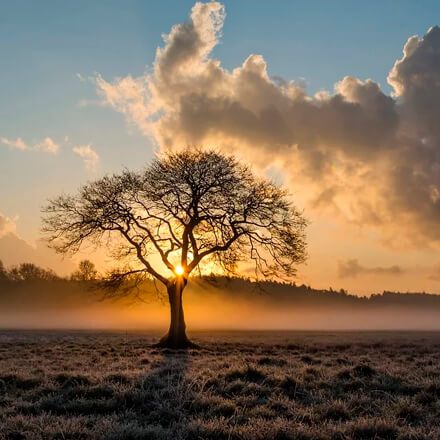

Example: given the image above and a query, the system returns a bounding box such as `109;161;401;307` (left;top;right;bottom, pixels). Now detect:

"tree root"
152;335;199;349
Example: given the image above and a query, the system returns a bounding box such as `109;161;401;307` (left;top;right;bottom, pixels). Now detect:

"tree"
0;260;8;282
7;263;59;282
42;149;307;348
71;260;98;281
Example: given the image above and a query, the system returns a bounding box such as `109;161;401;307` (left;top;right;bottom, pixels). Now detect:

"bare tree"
7;263;59;282
71;260;98;281
42;149;307;348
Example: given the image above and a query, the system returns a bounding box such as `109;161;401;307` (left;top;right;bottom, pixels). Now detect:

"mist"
1;278;440;331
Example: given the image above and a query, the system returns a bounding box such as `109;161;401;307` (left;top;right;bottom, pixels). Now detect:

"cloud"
0;213;17;238
34;137;59;153
0;232;75;276
73;144;99;169
0;137;28;150
0;217;76;276
94;2;440;249
76;73;86;82
338;259;404;278
1;136;59;154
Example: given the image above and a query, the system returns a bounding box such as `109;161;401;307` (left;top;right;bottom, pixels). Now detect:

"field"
1;331;439;440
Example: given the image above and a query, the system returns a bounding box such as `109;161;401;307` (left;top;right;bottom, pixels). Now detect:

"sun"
175;265;184;276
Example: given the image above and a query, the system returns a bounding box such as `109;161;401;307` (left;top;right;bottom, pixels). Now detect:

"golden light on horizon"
175;265;184;276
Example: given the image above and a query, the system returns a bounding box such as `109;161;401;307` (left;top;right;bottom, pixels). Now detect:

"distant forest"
1;259;440;309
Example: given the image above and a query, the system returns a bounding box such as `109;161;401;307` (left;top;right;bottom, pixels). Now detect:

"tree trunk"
156;278;196;348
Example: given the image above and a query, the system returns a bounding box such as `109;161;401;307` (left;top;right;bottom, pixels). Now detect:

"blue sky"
1;1;440;292
2;0;438;158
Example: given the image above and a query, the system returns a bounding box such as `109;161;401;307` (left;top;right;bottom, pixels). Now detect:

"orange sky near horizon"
2;2;440;296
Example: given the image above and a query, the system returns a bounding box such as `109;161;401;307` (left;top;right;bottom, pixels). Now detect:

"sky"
1;1;440;294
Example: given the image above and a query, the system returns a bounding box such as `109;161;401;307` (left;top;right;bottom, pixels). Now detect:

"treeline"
199;276;440;307
0;259;98;283
1;261;440;309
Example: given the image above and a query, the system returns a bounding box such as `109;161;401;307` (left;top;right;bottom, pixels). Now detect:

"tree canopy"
6;263;59;282
42;149;307;347
71;260;98;281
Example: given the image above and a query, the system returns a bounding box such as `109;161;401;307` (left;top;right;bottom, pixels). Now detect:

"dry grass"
0;331;439;439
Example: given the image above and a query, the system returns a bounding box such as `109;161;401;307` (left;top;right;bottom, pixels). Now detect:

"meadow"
1;330;439;440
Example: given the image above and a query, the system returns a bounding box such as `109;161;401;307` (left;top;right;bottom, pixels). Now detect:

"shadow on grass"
107;349;193;439
13;350;193;439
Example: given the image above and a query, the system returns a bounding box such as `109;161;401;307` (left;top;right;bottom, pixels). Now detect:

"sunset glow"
175;265;184;276
1;1;440;297
2;3;440;435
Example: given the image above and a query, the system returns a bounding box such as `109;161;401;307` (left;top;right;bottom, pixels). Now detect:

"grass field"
1;330;439;440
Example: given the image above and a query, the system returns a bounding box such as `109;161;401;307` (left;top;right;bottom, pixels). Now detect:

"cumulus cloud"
73;144;99;170
0;213;17;238
94;2;440;249
1;136;59;153
338;259;404;278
